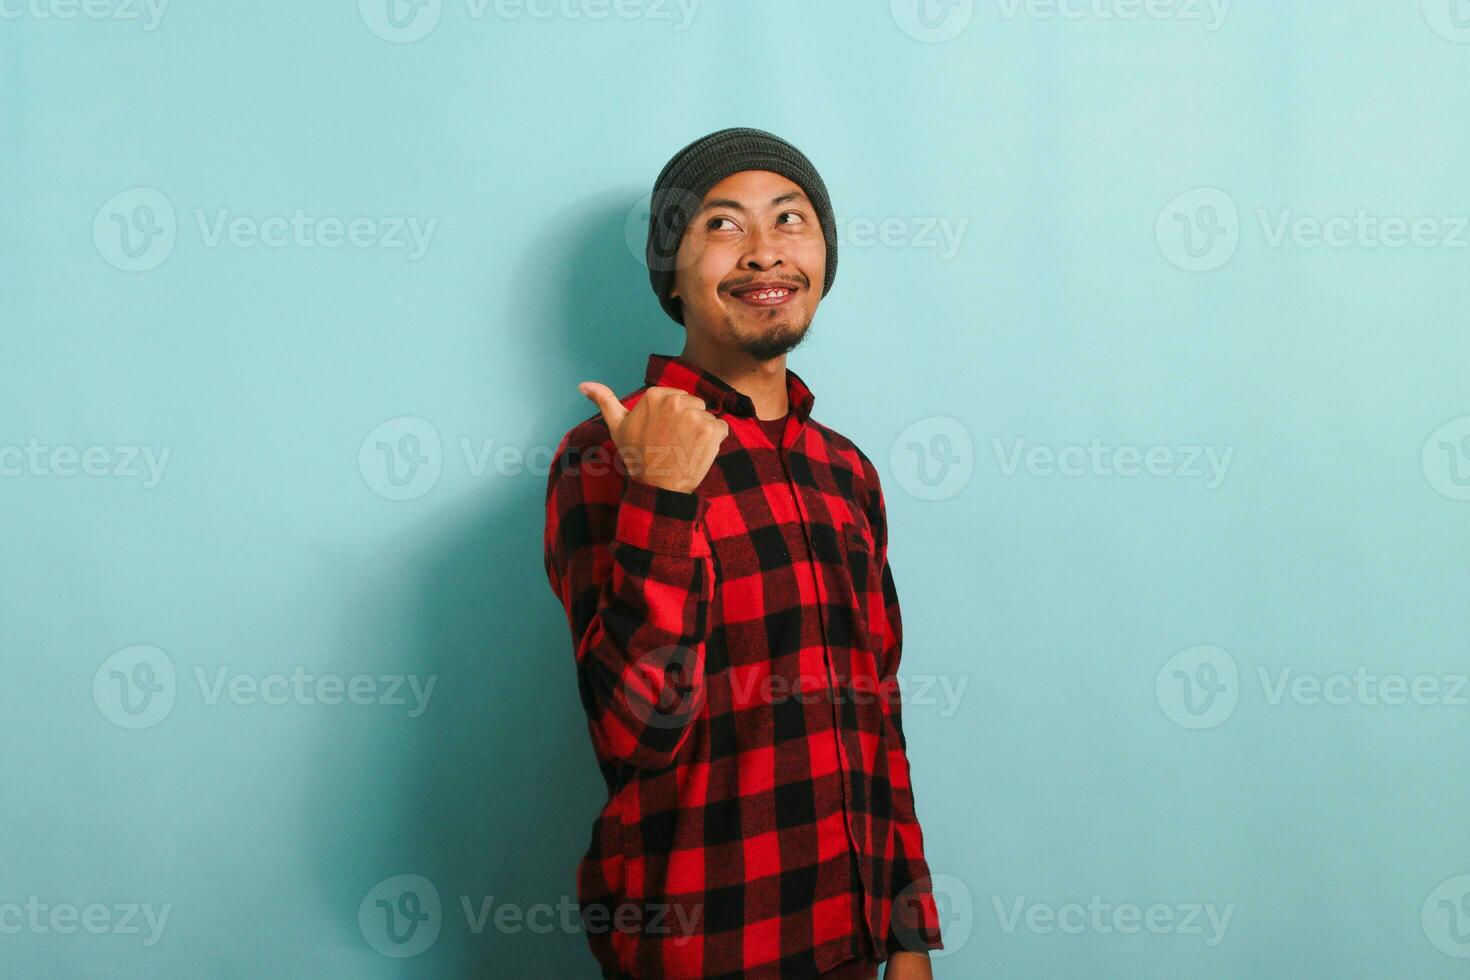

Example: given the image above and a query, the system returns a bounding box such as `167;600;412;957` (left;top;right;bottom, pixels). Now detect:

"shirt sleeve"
862;457;945;957
543;425;717;773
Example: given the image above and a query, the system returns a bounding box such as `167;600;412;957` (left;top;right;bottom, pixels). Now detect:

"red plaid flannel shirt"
543;353;943;979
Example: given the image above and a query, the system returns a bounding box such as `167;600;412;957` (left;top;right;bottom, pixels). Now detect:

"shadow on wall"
307;192;676;977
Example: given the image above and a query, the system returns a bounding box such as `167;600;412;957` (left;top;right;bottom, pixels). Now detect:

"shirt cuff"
886;887;945;955
613;475;711;557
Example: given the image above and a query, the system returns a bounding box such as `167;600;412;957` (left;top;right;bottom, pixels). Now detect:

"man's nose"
741;222;784;269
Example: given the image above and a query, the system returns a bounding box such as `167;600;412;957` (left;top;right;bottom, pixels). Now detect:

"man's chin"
734;324;811;362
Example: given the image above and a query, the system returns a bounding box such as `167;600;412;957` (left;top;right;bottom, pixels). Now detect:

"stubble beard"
721;306;815;362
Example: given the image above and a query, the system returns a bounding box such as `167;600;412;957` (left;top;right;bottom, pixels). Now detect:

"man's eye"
778;211;805;225
708;217;737;231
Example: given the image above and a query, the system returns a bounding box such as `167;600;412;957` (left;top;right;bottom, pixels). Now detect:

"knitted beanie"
645;127;838;325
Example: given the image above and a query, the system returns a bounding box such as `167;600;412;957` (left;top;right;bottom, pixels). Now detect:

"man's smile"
727;277;803;308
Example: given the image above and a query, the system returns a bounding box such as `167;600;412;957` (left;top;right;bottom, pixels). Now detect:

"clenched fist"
578;382;730;494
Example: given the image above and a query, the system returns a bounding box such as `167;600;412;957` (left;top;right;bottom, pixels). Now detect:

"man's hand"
883;950;934;980
578;382;729;494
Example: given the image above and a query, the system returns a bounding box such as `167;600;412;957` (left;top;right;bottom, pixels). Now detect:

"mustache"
724;275;807;292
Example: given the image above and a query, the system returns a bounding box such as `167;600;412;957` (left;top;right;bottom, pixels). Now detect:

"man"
543;127;943;979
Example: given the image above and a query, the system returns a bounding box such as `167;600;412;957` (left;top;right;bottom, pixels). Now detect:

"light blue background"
5;0;1470;976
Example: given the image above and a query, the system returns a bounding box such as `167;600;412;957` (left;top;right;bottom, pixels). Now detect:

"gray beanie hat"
645;127;838;325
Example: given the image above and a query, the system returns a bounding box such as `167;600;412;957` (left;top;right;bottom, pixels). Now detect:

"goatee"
725;311;815;362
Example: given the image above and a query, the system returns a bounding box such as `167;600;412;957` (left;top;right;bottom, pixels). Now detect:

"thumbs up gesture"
578;382;730;494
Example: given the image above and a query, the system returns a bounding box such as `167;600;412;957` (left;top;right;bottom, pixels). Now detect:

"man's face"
668;169;826;362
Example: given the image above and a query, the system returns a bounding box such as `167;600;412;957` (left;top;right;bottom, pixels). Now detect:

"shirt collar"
643;353;816;422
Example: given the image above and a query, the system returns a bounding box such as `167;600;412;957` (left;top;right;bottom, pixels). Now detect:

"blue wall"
5;1;1470;976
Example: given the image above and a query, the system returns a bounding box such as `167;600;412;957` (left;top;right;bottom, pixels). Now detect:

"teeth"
743;288;789;300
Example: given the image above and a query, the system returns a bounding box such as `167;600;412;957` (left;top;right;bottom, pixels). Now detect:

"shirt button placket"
777;426;879;963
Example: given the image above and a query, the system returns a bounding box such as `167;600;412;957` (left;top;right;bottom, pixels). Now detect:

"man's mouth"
729;282;800;308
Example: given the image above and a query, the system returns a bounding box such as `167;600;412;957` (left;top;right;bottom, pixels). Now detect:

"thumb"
578;381;628;431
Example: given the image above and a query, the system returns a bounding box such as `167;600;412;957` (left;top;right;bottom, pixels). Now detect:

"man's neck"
678;337;789;420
